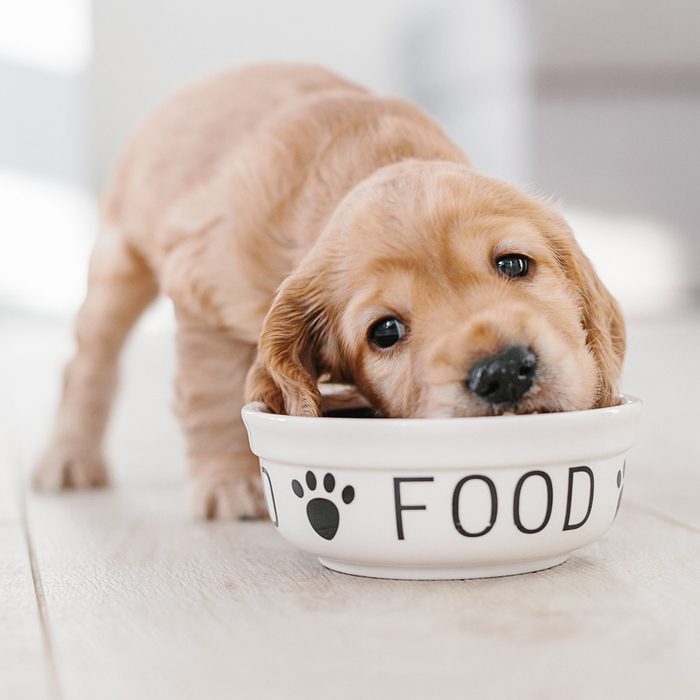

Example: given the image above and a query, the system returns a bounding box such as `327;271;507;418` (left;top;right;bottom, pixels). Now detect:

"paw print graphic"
291;470;355;540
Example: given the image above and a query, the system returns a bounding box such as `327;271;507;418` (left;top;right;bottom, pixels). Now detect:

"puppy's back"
102;63;366;236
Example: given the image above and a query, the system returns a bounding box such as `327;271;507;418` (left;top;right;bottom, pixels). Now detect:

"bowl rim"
241;395;643;469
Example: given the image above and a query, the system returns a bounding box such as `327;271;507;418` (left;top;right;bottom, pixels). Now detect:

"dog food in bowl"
242;396;642;580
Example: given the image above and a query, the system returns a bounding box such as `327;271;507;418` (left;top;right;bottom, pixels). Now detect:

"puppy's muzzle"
467;345;537;405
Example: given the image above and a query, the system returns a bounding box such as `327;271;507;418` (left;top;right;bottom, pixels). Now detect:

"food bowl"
242;396;642;580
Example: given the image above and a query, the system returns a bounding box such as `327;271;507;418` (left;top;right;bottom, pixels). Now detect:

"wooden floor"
2;308;699;700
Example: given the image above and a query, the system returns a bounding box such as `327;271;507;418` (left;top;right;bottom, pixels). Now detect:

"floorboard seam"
21;492;65;700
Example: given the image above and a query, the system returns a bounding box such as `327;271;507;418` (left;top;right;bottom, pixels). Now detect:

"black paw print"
291;471;355;540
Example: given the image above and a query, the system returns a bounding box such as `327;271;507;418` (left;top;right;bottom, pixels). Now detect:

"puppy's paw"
189;472;266;520
32;442;109;491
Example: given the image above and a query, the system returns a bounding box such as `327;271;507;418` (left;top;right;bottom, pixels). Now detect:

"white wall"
1;0;697;316
90;0;431;188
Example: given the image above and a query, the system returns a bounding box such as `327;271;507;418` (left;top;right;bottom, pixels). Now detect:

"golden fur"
34;64;624;519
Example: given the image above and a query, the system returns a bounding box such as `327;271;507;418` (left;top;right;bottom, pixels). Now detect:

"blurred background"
1;0;699;321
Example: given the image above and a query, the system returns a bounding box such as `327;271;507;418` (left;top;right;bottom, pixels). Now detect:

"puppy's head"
246;161;625;417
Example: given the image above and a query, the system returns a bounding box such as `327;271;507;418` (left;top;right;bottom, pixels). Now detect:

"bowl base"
318;553;569;581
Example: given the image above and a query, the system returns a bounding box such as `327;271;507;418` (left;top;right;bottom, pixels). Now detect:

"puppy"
33;63;625;519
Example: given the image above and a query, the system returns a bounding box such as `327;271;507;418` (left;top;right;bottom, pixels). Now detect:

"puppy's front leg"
174;310;265;520
34;232;157;490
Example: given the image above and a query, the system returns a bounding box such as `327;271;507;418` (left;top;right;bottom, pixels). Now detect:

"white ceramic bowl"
242;396;642;580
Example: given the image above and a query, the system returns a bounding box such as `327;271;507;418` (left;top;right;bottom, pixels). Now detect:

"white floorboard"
0;438;54;700
2;309;699;699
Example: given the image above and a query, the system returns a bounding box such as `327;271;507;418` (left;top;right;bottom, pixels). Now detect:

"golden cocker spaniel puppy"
34;64;625;518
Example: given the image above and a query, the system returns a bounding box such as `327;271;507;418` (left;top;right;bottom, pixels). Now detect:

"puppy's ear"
551;227;626;408
245;273;326;416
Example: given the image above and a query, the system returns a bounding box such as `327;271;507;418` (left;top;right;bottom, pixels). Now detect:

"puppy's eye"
496;253;530;278
369;317;406;349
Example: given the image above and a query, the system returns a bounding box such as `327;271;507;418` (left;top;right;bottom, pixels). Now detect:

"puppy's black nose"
467;345;537;405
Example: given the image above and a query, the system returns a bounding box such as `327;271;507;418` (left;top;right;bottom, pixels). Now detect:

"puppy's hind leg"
174;310;264;520
33;230;158;490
